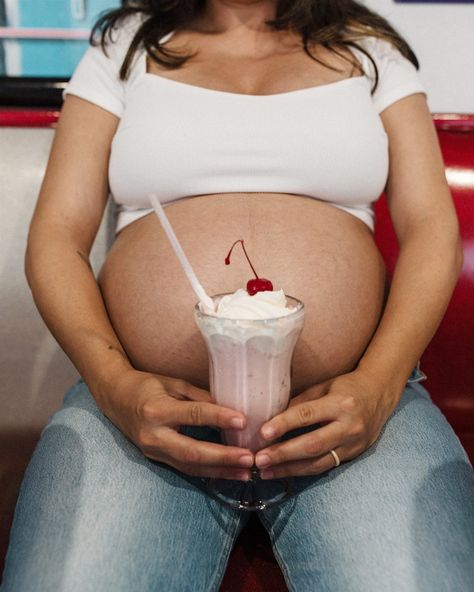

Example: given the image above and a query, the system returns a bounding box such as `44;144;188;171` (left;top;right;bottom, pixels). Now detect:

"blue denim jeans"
2;372;473;591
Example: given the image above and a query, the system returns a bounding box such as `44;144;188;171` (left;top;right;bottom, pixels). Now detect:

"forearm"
25;231;133;413
357;220;463;401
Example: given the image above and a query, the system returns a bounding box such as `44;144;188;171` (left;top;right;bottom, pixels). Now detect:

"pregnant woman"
2;1;473;590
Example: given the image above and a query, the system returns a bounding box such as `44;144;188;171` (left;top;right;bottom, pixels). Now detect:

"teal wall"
16;0;121;76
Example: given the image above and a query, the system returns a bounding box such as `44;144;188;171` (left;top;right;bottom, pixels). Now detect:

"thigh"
1;380;246;592
260;382;474;592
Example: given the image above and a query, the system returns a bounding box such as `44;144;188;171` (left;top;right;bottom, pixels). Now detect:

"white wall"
364;0;474;113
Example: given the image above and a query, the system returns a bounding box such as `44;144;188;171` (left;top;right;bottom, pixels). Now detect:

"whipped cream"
212;288;294;320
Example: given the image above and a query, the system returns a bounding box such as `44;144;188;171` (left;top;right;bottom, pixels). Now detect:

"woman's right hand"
101;368;254;480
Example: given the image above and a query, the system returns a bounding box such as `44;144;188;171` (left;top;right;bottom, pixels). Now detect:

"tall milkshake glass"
195;294;304;510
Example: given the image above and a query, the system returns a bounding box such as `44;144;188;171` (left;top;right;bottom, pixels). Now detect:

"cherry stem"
225;239;260;280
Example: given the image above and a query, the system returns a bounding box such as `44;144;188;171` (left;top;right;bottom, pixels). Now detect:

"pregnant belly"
98;193;387;394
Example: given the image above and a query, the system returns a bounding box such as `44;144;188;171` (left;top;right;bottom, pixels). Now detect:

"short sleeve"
357;36;427;114
63;15;142;117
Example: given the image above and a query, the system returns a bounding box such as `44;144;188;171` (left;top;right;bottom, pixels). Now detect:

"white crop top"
64;16;427;233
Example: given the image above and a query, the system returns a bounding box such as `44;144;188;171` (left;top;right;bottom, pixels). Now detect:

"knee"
43;381;117;448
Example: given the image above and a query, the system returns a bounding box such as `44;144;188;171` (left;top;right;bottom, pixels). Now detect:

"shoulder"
349;35;425;115
63;13;147;117
351;35;419;81
97;12;147;63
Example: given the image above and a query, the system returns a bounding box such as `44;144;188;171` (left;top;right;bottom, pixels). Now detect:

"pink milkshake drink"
195;290;304;452
147;201;302;506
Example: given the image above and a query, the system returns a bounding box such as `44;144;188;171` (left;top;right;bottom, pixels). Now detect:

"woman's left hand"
255;369;399;478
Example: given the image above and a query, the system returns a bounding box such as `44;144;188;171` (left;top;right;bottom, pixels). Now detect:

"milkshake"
147;201;304;508
195;289;304;451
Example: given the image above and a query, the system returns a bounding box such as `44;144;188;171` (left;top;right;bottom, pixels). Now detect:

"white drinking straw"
149;194;215;312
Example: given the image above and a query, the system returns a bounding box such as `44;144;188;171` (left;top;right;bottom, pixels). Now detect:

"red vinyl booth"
1;111;473;591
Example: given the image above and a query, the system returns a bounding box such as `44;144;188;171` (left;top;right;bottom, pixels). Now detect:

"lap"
261;382;474;592
3;379;473;592
1;380;246;592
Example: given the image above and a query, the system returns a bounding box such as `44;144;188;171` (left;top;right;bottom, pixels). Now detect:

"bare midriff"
98;193;387;395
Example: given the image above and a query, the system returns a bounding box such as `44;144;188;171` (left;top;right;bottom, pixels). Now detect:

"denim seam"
406;361;428;384
208;512;245;592
259;512;297;592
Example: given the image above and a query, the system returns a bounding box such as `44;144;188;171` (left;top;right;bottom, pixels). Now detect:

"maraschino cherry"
225;239;273;296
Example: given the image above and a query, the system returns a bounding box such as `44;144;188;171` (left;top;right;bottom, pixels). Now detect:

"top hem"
114;199;374;234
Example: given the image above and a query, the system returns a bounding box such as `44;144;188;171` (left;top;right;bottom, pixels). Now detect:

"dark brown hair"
91;0;420;94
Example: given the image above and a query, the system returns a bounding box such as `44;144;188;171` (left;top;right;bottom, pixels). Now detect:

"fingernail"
230;417;244;429
236;471;251;481
260;469;274;480
256;454;271;468
239;455;254;467
261;426;275;439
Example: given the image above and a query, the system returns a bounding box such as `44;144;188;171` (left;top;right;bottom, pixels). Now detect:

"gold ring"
329;449;341;467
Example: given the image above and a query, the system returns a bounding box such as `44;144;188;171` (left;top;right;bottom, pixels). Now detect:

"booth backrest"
374;116;474;460
0;121;113;572
0;126;113;436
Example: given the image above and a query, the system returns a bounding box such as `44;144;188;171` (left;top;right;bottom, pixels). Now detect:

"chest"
109;72;389;209
145;38;362;96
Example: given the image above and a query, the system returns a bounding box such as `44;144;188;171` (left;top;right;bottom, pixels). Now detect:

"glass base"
208;468;294;511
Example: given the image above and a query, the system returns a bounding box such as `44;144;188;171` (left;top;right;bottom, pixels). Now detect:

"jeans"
1;373;473;592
